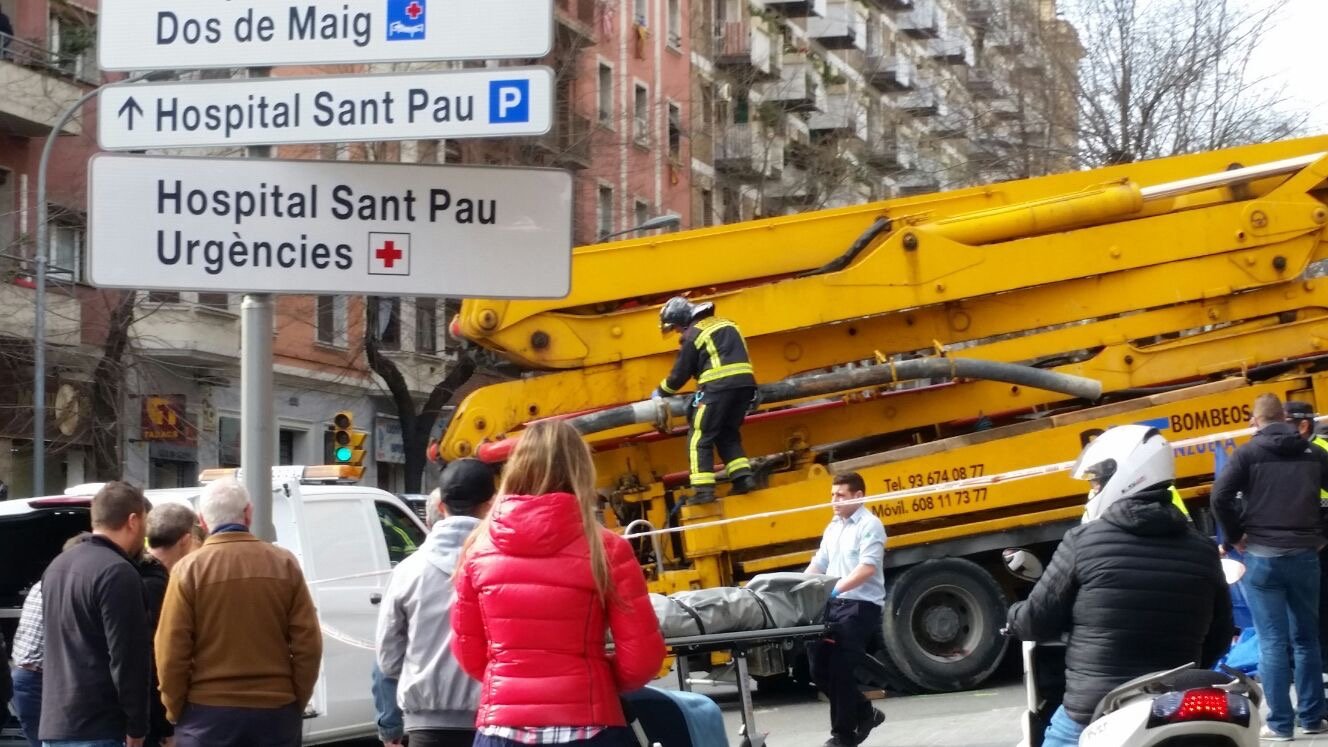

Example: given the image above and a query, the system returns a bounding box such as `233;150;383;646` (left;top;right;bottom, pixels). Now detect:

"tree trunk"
91;293;135;480
365;298;478;493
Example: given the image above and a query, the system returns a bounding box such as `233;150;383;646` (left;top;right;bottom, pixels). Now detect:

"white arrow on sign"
98;0;553;71
98;67;555;150
87;154;572;299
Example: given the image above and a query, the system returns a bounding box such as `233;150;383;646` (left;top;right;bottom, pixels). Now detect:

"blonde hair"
464;420;615;604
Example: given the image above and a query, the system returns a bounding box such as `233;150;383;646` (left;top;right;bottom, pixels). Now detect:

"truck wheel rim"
911;583;983;663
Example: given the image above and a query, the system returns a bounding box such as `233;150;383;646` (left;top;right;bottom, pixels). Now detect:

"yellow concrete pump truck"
435;135;1328;694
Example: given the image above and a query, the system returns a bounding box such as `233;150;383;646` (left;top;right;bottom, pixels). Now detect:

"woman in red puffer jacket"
451;419;666;746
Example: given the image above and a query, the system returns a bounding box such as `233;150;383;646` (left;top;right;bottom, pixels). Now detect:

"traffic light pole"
241;67;276;542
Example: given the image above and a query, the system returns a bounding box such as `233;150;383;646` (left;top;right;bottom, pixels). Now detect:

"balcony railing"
897;1;942;39
1;33;99;86
714;19;780;80
716;122;784;181
763;0;828;19
866;51;913;92
808;0;867;51
758;56;827;113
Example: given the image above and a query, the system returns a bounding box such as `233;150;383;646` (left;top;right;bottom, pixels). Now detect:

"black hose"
799;217;892;277
568;356;1103;436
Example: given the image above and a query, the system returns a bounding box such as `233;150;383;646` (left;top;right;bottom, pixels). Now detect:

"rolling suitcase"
622;686;727;747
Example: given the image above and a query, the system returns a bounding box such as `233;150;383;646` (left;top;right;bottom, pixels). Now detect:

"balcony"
966;0;995;26
990;95;1020;121
864;116;918;171
965;70;997;99
537;109;593;169
897;1;942;38
808;0;868;51
714;19;781;81
716;122;785;181
758;56;828;113
866;50;914;92
764;0;829;18
809;92;869;144
870;0;915;8
554;0;598;48
0;279;81;345
929;36;974;66
897;89;941;116
0;35;90;138
933;107;970;139
132;300;240;367
763;164;817;213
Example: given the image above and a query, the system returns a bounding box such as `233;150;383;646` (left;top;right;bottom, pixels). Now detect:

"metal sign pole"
242;68;276;542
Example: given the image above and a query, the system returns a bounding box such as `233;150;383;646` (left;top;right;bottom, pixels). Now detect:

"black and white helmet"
659;296;714;333
1074;425;1175;523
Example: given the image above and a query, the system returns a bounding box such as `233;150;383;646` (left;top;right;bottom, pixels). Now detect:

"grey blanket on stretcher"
651;572;839;637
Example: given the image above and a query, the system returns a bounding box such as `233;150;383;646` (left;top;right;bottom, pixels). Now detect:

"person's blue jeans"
1243;549;1325;735
11;667;42;747
1041;705;1085;747
370;662;404;743
43;740;124;747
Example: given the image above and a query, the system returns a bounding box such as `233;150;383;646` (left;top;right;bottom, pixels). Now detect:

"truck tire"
881;558;1010;692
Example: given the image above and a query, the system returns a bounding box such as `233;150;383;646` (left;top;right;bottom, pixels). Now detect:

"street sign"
98;67;554;150
87;154;573;298
98;0;553;71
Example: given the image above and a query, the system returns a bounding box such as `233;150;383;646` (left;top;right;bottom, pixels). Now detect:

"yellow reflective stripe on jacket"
693;319;735;372
1314;436;1328;503
659;379;679;394
698;362;755;384
1168;486;1191;518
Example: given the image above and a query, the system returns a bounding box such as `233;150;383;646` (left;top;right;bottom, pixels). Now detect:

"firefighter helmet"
659;296;715;332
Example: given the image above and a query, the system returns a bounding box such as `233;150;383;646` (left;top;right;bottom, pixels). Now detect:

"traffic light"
330;412;368;477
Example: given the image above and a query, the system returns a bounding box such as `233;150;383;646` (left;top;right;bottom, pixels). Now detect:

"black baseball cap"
439;458;496;510
1286;401;1318;421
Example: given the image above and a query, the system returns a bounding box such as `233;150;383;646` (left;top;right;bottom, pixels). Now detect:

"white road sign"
98;68;554;150
98;0;553;71
87;155;572;298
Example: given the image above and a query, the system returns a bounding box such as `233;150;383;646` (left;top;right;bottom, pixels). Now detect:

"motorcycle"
1004;549;1262;747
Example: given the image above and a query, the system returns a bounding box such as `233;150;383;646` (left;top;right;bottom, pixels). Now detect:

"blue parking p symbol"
489;80;530;124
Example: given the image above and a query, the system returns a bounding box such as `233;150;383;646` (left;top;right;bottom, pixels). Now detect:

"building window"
634;200;650;231
374;296;402;350
634;84;649;144
197;293;229;311
634;0;648;25
49;9;98;84
668;102;682;161
415;297;437;354
597;184;614;239
667;0;682;47
702;188;715;227
48;216;83;283
316;296;347;347
597;63;613;125
147;291;180;304
219;415;242;468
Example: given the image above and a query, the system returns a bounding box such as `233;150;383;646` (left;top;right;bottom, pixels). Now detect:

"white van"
0;466;426;745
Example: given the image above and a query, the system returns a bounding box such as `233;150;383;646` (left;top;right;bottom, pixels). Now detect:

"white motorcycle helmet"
1074;425;1175;523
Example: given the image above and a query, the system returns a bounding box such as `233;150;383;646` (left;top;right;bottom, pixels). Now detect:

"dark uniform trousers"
688;387;755;488
174;703;302;747
808;598;883;740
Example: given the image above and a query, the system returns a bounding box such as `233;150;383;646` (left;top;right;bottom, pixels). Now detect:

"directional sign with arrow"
97;67;553;150
118;96;143;130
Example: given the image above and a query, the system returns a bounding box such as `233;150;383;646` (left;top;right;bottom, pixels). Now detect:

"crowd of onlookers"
1;478;322;747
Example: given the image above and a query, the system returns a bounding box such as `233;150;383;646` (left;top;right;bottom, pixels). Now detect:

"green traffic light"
334;446;353;462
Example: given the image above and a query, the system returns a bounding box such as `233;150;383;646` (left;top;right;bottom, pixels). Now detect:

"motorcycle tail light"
1147;688;1251;728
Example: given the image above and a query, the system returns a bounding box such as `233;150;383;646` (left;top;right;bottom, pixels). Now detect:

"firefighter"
653;296;757;504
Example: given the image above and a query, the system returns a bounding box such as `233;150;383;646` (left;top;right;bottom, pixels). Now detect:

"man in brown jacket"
155;479;323;747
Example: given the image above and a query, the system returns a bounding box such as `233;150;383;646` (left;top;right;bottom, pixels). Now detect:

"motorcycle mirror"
1002;548;1044;582
1220;558;1246;585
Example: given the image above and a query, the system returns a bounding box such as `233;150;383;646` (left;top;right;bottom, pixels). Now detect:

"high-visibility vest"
1168;485;1192;520
1313;436;1328;506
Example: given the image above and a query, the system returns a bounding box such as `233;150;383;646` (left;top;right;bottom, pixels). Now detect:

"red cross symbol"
375;240;403;268
405;1;424;20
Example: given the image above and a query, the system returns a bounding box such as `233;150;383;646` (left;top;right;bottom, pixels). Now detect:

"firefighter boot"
730;473;757;495
688;486;717;505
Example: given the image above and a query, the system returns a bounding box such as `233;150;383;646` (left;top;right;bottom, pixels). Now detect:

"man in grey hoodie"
374;459;495;747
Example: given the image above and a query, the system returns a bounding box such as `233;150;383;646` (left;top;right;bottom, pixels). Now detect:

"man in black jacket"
1213;393;1328;740
1009;425;1232;747
40;481;152;747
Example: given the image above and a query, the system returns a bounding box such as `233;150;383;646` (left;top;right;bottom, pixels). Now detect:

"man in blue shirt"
805;471;887;747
